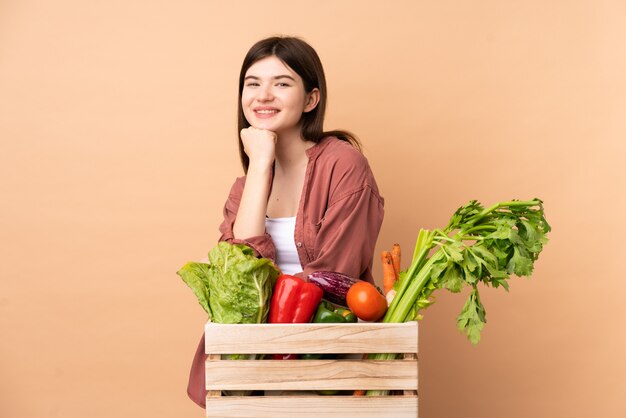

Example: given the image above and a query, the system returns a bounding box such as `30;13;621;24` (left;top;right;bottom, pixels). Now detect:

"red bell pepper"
269;274;323;359
269;274;323;323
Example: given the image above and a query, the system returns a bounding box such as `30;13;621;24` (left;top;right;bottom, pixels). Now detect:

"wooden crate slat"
403;353;418;396
205;395;418;418
204;322;418;354
206;354;222;397
205;359;418;391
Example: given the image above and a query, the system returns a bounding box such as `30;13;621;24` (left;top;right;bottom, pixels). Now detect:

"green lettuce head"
177;242;280;324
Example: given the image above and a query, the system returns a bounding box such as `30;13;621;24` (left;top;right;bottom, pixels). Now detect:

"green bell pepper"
302;302;358;360
303;301;357;394
313;301;358;323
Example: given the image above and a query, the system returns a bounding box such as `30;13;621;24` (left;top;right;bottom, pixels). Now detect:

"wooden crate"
204;321;418;418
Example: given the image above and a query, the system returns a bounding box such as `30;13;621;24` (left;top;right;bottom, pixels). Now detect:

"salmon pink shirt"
220;135;384;283
187;136;384;408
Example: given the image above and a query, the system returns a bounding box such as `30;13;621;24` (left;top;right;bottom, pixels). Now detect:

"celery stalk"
365;199;550;397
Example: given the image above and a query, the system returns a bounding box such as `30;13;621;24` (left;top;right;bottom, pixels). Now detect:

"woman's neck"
273;129;315;174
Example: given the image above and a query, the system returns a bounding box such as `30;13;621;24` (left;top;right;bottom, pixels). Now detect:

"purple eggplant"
306;271;360;307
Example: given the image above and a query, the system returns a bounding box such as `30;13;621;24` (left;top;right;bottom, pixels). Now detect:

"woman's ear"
303;88;320;113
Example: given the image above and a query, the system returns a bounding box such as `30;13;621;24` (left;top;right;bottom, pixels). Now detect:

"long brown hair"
237;36;361;173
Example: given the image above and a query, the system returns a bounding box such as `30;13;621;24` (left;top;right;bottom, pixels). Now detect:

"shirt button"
296;242;302;247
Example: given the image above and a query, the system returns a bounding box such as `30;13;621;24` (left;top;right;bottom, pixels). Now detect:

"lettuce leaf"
177;261;212;317
177;242;280;324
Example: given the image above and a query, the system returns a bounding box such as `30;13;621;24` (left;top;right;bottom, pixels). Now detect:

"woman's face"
242;55;318;136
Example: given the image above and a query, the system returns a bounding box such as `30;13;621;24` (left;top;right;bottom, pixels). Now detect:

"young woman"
187;36;384;408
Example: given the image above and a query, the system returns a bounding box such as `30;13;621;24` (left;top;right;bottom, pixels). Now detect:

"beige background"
1;0;625;417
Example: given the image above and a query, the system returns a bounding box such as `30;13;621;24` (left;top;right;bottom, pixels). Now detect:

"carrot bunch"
353;245;402;397
381;244;401;295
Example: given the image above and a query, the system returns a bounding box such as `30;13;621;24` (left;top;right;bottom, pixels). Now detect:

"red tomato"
346;281;388;322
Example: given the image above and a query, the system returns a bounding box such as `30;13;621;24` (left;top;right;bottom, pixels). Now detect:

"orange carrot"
382;251;396;295
353;354;369;395
391;243;401;280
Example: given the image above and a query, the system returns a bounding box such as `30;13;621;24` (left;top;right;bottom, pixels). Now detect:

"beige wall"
1;1;624;417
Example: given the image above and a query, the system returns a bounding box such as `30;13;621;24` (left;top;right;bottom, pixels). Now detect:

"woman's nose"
257;85;274;101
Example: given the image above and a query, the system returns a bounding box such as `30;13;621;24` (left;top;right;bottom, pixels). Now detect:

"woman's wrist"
247;159;274;174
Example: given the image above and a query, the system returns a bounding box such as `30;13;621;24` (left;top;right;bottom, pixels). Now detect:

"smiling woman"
186;36;385;409
240;58;317;138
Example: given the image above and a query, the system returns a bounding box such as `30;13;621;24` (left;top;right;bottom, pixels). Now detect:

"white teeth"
256;109;278;114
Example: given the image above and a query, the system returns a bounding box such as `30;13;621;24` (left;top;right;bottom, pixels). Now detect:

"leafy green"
456;287;486;344
178;242;280;390
384;199;550;344
177;242;280;324
366;199;550;396
176;262;212;316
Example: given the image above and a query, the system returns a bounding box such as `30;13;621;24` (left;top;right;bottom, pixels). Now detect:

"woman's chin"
247;119;278;130
252;122;276;130
246;120;300;138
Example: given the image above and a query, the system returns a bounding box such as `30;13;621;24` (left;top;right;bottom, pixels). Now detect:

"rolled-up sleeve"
217;177;276;261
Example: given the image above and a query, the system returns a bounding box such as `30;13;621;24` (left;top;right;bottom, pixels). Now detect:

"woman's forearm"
232;163;272;239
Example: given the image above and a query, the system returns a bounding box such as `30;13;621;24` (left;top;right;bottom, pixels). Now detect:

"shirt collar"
305;136;335;160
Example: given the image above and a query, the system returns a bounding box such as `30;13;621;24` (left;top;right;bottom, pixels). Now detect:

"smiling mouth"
254;109;280;114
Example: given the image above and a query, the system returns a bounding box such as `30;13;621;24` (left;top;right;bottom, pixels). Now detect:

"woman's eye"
246;82;260;87
277;83;290;87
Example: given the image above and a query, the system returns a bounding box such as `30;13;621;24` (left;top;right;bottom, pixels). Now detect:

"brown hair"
237;36;361;172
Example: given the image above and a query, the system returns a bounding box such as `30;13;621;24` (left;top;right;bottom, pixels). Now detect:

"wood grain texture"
403;353;419;396
203;322;418;354
205;359;418;391
206;354;221;397
205;395;418;418
204;322;419;417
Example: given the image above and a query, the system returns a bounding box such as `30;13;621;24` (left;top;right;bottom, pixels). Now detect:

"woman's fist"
240;127;277;169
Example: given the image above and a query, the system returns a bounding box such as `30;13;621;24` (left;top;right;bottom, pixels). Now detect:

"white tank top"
264;216;302;275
